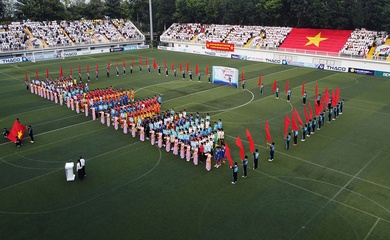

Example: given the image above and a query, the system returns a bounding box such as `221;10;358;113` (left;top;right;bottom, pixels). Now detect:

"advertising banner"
206;41;234;52
212;66;238;88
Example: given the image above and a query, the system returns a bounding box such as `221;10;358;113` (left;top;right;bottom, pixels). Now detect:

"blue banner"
348;68;375;75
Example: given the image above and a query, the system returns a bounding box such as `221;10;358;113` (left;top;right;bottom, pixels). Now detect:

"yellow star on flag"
305;32;328;47
17;130;23;139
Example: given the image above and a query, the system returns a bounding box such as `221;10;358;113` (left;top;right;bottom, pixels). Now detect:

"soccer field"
1;49;390;240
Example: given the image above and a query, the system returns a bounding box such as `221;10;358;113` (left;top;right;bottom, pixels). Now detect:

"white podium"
65;162;75;181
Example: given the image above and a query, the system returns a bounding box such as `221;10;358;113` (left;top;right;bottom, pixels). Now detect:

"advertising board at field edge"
206;41;235;52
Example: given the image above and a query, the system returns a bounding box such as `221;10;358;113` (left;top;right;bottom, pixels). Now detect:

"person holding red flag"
7;119;27;145
267;142;275;162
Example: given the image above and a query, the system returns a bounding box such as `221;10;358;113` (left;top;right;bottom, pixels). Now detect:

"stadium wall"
158;43;390;78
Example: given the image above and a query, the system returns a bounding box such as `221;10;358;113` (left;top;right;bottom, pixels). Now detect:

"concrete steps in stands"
59;26;75;46
366;46;376;60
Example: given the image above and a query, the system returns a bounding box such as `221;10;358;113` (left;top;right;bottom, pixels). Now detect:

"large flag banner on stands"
224;143;233;167
7;120;26;142
235;136;245;160
206;41;234;52
212;66;239;88
245;129;255;153
279;28;353;53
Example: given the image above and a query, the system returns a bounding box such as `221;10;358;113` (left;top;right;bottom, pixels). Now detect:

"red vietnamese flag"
315;84;319;98
235;136;245;160
284;115;291;136
301;82;305;95
314;100;321;116
153;59;157;69
291;113;299;131
186;61;190;72
164;59;167;69
279;28;353;53
145;57;149;66
195;64;199;74
258;74;262;87
171;61;175;71
331;89;337;106
245;129;255;153
35;69;39;80
131;58;134;67
224;143;233;167
78;64;81;74
46;68;49;79
107;61;110;71
241;70;244;82
7;120;26;142
335;87;340;103
205;65;209;75
293;107;304;126
304;105;309;123
60;66;63;77
70;65;73;76
139;57;142;66
272;80;277;92
308;102;313;119
265;121;272;143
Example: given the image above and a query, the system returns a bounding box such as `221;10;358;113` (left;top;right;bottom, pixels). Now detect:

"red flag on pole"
86;64;90;74
224;143;233;167
324;87;329;105
153;59;157;69
314;100;321;116
186;62;190;72
235;136;245;160
171;61;175;71
107;61;110;70
131;58;134;67
315;84;318;98
258;74;262;87
335;87;340;103
46;68;49;79
304;105;309;123
96;62;99;72
285;79;289;93
241;70;245;82
35;69;39;80
146;57;149;66
70;65;73;76
245;129;255;153
205;65;209;75
272;80;277;92
180;61;183;72
7;120;26;142
140;57;142;66
122;59;125;68
291;113;299;131
284;115;291;136
164;59;167;69
25;72;28;83
331;89;337;106
265;121;272;143
60;66;63;77
308;102;313;119
78;64;81;73
301;82;305;95
195;64;199;74
294;107;304;126
116;60;118;68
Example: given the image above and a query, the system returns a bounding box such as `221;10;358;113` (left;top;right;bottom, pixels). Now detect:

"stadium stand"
340;28;387;57
0;22;27;51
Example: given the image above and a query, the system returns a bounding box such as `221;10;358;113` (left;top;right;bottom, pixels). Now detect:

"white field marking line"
341;96;390;106
0;119;94;147
293;151;381;237
0;144;160;215
252;168;390;224
15;151;65;163
0;156;61;170
205;88;255;116
364;218;380;240
346;105;390;116
280;176;390;216
0;141;142;193
193;102;220;110
0;71;21;81
33;114;81;127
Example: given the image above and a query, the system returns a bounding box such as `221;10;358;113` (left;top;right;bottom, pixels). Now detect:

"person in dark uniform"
302;91;307;105
77;159;84;181
276;86;279;99
28;125;34;143
189;70;192;81
285;132;291;150
301;125;307;141
3;128;10;138
165;67;169;76
268;142;275;161
174;68;177;77
253;149;259;170
287;89;291;102
242;155;248;178
158;65;161;75
15;136;22;147
106;68;110;77
293;129;298;146
182;70;186;79
231;162;238;184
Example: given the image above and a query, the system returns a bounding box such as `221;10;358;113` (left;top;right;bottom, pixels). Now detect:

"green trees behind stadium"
1;0;389;33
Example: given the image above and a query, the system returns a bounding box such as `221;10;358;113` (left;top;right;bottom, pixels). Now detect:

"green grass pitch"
0;48;390;240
